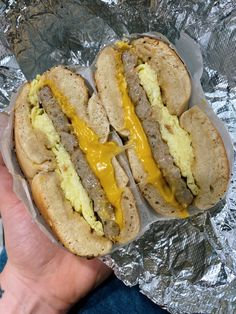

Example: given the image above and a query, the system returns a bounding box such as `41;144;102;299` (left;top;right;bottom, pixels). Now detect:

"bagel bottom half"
32;171;112;257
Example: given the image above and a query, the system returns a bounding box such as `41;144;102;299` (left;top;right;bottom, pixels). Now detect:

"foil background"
0;1;236;313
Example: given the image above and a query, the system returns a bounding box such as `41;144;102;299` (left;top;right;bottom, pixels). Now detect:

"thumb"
0;163;23;223
0;112;26;221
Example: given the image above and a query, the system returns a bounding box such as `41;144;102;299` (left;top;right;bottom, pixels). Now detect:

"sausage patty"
39;86;119;237
122;50;193;207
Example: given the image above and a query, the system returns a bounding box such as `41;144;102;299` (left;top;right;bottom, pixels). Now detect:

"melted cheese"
30;78;124;228
115;53;189;218
30;106;104;236
137;63;198;196
115;41;133;52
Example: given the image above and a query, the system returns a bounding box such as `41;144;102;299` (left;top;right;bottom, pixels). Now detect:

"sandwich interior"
95;37;229;216
16;66;141;256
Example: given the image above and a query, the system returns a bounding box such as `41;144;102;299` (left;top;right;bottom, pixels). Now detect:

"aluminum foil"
0;1;236;313
0;6;25;110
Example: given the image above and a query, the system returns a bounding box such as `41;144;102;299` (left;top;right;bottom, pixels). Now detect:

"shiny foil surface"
0;1;236;313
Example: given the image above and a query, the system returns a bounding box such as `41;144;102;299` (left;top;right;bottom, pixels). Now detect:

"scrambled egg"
30;103;104;236
137;63;198;196
28;76;124;229
28;75;43;107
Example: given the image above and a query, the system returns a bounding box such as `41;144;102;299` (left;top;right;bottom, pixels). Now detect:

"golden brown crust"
87;93;110;143
43;66;111;143
112;156;140;243
126;148;147;183
132;37;191;116
14;83;55;179
31;172;112;257
44;65;89;121
180;106;229;209
95;47;128;136
119;187;140;242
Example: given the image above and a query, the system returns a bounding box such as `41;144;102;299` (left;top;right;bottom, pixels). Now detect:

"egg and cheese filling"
29;76;124;230
30;106;104;236
137;63;199;196
115;53;189;217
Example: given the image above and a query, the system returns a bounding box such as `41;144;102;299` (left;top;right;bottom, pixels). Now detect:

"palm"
0;157;111;307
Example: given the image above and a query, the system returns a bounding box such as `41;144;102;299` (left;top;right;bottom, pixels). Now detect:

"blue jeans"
0;248;168;313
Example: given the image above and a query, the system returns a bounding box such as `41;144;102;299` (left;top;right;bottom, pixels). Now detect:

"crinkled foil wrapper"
0;1;236;313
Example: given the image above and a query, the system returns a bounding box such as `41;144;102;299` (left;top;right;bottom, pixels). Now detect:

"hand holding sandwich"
1;36;229;261
0;115;112;313
0;33;230;312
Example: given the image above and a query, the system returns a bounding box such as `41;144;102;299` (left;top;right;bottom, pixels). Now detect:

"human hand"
0;113;112;314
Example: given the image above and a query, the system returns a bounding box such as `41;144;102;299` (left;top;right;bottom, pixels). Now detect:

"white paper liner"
0;32;234;255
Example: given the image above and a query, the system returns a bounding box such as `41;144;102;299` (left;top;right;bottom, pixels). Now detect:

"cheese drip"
29;76;124;228
137;63;198;196
115;52;189;218
30;106;104;236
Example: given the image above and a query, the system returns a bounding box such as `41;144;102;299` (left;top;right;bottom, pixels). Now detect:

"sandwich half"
95;37;229;217
14;66;140;257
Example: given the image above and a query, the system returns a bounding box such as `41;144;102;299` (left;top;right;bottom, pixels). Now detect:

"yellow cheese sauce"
137;64;198;196
30;106;104;236
31;78;124;228
115;41;133;52
115;52;189;218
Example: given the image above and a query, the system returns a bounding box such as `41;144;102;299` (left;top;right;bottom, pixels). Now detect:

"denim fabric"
0;248;7;273
70;275;168;314
0;248;168;314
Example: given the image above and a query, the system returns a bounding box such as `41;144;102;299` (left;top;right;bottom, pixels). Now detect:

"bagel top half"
14;65;140;257
95;37;229;216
